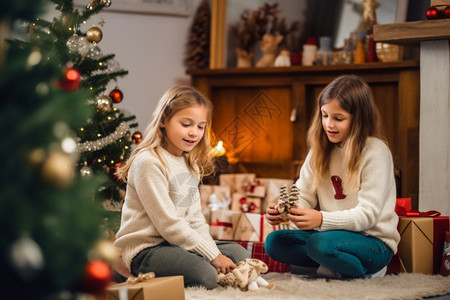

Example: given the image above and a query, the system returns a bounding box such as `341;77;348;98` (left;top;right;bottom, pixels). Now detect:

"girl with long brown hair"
265;75;400;279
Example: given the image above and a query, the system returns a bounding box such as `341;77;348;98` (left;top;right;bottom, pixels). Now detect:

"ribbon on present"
395;198;441;217
243;180;261;193
126;272;156;284
208;194;231;211
239;196;259;213
211;219;232;227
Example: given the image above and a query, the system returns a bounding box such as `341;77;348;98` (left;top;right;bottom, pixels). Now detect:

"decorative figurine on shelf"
217;258;275;291
357;0;380;31
256;33;284;68
230;3;280;68
274;49;291;67
274;184;300;229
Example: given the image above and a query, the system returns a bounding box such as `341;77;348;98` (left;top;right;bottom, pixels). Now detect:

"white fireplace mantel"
374;19;450;215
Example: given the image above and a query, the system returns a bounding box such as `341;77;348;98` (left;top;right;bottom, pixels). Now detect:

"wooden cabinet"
188;61;420;207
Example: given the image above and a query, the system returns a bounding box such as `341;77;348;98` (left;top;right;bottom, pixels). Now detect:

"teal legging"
264;229;393;278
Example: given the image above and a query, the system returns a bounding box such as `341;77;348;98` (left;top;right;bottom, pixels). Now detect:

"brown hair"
306;74;384;188
115;85;215;182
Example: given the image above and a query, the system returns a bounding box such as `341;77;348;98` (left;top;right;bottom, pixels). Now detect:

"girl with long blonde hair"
114;86;248;289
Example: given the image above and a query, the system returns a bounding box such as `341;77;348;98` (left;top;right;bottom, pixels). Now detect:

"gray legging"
130;241;249;289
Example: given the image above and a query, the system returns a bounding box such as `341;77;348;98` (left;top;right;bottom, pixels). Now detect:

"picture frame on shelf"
73;0;191;17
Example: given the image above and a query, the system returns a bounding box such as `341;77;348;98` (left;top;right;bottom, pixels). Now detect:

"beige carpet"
185;272;450;300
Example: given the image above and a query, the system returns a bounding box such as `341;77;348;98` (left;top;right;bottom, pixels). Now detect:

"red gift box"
234;241;290;273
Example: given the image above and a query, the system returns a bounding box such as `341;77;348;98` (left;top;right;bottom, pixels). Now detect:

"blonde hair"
306;75;384;188
116;85;215;182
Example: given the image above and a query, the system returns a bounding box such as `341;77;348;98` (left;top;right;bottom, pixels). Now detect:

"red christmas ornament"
109;88;124;103
79;260;112;295
445;6;450;18
57;67;81;91
426;6;441;19
132;131;142;144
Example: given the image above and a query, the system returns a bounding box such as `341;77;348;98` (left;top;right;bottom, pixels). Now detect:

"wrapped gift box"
219;173;256;194
105;275;184;300
231;212;277;242
199;185;231;224
234;241;291;273
210;209;240;240
243;180;266;198
245;185;266;198
398;216;449;274
230;193;261;213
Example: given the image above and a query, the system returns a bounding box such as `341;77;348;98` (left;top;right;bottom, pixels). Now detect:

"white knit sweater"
114;147;220;270
296;137;400;253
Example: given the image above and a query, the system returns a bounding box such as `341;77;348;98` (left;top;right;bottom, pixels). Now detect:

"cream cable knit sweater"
296;137;400;253
114;147;220;270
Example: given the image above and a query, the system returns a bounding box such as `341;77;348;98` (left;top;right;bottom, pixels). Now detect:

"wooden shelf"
187;61;419;76
373;19;450;46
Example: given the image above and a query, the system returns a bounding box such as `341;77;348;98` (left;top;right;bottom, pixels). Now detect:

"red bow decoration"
239;197;258;213
243;180;261;193
395;198;441;217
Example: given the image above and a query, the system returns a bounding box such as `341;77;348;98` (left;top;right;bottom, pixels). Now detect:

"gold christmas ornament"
40;151;75;188
86;25;103;44
96;95;113;112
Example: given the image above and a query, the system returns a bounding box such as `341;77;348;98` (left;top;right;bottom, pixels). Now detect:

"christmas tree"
8;0;139;214
0;0;118;298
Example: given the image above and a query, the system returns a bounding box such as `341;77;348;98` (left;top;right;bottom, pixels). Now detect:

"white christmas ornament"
66;34;90;58
86;45;103;59
10;235;44;280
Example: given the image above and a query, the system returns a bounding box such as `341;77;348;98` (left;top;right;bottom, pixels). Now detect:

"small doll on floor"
217;258;275;291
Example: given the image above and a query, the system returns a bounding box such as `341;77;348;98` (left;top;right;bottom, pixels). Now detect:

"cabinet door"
211;87;293;163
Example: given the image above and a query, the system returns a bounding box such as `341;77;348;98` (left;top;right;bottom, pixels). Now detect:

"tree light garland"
77;122;130;153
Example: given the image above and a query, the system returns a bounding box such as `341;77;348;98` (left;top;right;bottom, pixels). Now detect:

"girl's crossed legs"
264;229;393;278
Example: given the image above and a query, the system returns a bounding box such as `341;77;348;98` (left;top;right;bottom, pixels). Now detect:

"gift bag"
441;231;450;276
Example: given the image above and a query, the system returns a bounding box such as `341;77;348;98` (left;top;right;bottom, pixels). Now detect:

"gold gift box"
104;276;185;300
